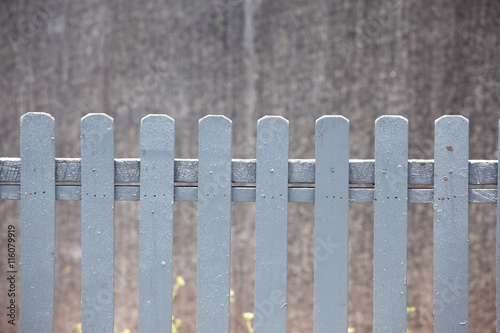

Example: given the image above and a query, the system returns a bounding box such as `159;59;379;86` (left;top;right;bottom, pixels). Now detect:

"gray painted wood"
20;113;55;333
373;116;408;332
1;113;497;332
314;116;349;333
1;158;498;185
254;116;289;332
138;115;175;332
434;115;469;332
197;115;232;333
1;185;497;203
81;114;115;333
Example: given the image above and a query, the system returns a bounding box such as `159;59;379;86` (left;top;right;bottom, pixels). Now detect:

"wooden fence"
1;112;499;332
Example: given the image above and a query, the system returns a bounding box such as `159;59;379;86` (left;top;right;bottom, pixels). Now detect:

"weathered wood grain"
0;158;496;185
0;185;497;203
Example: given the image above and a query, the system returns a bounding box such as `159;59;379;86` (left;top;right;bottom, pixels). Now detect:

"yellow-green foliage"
76;284;414;333
241;307;416;333
407;306;416;333
172;276;185;302
75;275;185;333
242;312;357;333
74;323;129;333
172;315;182;333
172;275;185;333
243;312;254;333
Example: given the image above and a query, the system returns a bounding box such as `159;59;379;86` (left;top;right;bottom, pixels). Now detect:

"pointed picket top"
373;115;409;189
257;115;289;129
434;114;469;131
316;114;349;128
20;112;56;333
81;113;114;130
139;114;175;332
141;113;175;129
198;115;232;152
21;111;55;123
435;114;469;124
314;115;349;333
258;115;288;122
375;115;408;127
81;112;114;121
199;114;232;124
374;115;409;192
435;115;469;164
315;115;349;155
257;116;289;147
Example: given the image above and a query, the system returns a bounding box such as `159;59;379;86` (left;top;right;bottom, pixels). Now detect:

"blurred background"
0;0;499;332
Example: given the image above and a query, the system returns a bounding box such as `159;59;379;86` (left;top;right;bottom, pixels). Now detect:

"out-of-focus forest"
0;1;499;332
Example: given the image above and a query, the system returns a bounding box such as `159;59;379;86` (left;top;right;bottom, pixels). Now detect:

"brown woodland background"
1;0;500;332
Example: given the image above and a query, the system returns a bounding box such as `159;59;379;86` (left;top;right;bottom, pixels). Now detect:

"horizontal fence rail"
0;158;498;184
0;159;498;203
5;112;500;332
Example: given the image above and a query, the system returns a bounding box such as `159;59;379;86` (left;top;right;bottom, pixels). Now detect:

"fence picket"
20;113;55;333
81;114;115;332
197;115;232;332
254;116;289;332
138;115;175;332
373;116;408;332
313;116;349;332
434;115;469;332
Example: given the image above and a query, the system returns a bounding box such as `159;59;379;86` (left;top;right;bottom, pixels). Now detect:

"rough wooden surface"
0;158;497;185
0;185;496;203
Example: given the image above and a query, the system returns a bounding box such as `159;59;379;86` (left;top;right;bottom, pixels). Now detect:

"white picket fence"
1;112;499;332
